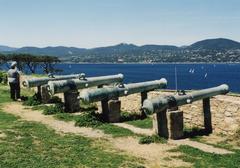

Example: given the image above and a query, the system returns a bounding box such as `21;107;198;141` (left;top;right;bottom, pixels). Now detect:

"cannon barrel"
47;74;124;95
142;84;229;114
22;74;85;88
80;78;167;102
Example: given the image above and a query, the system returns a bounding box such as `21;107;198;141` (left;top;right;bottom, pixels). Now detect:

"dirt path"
1;102;233;167
2;102;192;167
113;120;234;155
113;123;154;136
2;102;107;139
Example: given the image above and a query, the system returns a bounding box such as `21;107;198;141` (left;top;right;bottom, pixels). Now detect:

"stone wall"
180;95;240;135
118;92;240;136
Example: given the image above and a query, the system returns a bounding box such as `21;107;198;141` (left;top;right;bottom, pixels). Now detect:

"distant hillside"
189;38;240;50
15;46;86;57
0;45;18;52
1;38;240;63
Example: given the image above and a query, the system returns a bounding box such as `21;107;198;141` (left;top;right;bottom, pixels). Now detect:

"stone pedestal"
153;109;168;138
41;84;51;103
64;90;80;112
203;98;212;134
167;110;184;139
140;91;148;118
153;109;184;139
102;99;121;123
37;86;42;100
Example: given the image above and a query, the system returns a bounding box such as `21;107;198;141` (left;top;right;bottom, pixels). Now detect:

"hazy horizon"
1;0;240;48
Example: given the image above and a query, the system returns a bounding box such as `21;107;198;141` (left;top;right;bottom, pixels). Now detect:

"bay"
54;63;240;93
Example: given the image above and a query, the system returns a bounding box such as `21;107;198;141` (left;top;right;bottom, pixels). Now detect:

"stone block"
102;100;121;123
41;84;52;103
167;110;184;140
64;90;80;113
153;110;184;140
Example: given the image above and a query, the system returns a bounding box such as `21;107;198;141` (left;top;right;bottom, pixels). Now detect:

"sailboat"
189;68;195;74
204;73;208;78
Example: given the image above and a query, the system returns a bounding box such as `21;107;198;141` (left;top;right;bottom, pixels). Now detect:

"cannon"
22;73;86;103
47;74;124;113
142;84;229;114
22;73;86;88
47;74;124;95
142;84;229;139
80;78;167;122
80;78;167;102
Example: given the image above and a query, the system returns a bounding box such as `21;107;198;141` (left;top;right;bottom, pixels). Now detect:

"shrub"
120;111;143;122
138;135;167;144
43;103;64;115
48;96;62;104
0;71;7;84
75;111;104;127
23;95;41;106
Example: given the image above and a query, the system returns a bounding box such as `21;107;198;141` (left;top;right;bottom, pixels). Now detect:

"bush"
23;95;41;106
138;135;167;144
43;103;64;115
47;96;62;104
75;111;104;127
120;111;143;122
0;71;7;84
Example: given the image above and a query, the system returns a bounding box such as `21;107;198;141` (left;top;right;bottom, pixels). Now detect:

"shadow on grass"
183;127;210;139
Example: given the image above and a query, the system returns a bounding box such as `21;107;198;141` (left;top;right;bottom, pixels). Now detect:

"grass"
0;111;143;168
138;135;167;144
126;117;152;129
170;145;240;168
0;84;144;167
55;111;137;137
97;124;137;137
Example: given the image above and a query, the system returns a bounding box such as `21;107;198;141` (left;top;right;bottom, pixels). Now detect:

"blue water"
54;63;240;93
2;63;240;93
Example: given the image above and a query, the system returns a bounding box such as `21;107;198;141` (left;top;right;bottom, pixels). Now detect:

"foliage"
47;96;62;104
23;94;41;106
120;111;144;122
138;135;167;144
75;111;104;127
42;103;64;115
0;71;7;84
0;53;61;74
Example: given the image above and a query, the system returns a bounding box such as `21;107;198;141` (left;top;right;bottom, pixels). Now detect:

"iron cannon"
142;84;229;114
22;73;86;88
47;74;124;95
80;78;167;103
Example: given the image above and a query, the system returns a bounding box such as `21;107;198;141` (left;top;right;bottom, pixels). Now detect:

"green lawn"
170;145;240;168
126;117;152;129
0;111;143;168
0;84;144;167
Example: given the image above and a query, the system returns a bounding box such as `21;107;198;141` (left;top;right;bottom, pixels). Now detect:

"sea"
55;63;240;93
2;63;240;93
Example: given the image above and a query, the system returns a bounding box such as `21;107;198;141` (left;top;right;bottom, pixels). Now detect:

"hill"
189;38;240;50
1;38;240;63
0;45;18;52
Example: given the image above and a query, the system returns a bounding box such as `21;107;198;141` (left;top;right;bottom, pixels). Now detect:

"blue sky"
0;0;240;48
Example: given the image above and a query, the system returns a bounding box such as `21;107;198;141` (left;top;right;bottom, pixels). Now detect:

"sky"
0;0;240;48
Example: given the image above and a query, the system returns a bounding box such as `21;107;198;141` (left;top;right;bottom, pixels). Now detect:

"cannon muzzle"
47;74;124;95
80;78;167;102
22;74;84;88
142;84;229;115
